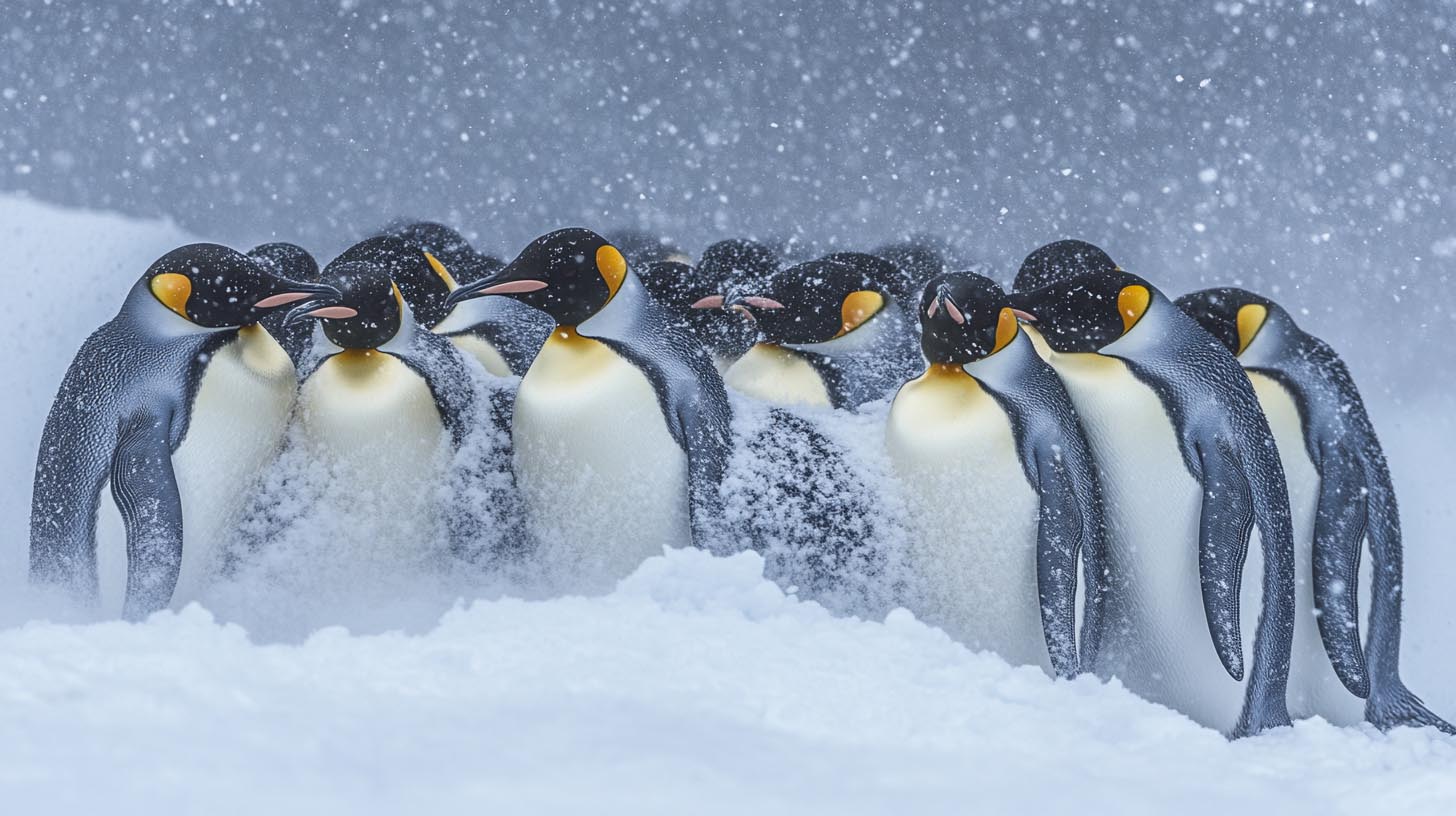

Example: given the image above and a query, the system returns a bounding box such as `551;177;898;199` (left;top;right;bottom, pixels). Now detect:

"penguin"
1176;287;1453;734
886;272;1108;678
723;253;920;409
1007;260;1297;737
638;238;780;371
873;240;949;301
247;242;322;367
443;228;733;591
29;244;328;618
282;254;492;566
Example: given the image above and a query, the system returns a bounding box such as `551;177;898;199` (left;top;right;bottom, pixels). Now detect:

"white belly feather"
513;329;689;593
887;369;1048;673
724;343;831;408
1048;349;1260;733
449;334;513;377
97;326;298;614
294;349;449;569
1250;373;1364;725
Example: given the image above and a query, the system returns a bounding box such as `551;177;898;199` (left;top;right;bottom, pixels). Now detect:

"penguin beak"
1011;309;1037;323
281;285;352;325
725;295;784;322
444;262;549;307
926;291;966;325
253;280;336;310
690;294;725;309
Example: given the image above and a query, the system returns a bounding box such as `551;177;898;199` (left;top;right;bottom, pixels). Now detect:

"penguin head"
690;238;781;311
286;261;402;350
1006;268;1158;354
247;242;320;284
1174;287;1282;357
444;228;626;327
918;273;1020;365
874;241;949;301
143;243;331;329
1014;239;1119;293
332;236;455;329
729;253;895;346
385;221;474;261
606;228;691;268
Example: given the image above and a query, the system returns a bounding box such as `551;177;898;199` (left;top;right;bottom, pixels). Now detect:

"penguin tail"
1366;681;1456;736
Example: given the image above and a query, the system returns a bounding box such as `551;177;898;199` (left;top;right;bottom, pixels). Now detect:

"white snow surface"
1;194;1455;813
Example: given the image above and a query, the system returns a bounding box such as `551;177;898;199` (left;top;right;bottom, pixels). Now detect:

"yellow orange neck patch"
1118;284;1151;334
596;245;627;298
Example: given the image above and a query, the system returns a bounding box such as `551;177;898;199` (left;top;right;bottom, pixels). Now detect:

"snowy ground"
0;194;1454;813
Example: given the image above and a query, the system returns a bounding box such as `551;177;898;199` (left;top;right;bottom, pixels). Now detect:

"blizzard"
0;194;1454;812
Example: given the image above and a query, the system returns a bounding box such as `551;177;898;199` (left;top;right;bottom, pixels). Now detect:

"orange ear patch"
423;251;459;291
596;244;627;297
1117;284;1151;334
992;306;1019;353
836;290;885;337
1236;303;1268;356
150;273;192;320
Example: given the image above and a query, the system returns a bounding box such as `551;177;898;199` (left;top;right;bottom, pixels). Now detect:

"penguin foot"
1228;700;1293;740
1367;682;1456;736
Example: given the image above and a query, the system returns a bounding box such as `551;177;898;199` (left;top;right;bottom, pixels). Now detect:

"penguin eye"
150;273;193;320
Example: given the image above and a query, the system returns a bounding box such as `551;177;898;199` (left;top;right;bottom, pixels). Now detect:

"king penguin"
443;228;733;591
29;244;327;618
1008;252;1297;737
723;253;920;409
887;272;1108;678
1177;287;1453;734
284;252;493;567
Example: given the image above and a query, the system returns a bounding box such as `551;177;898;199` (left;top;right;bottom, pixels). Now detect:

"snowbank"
1;195;1453;813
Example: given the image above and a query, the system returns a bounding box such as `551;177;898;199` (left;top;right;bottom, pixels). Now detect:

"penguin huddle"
27;226;1451;740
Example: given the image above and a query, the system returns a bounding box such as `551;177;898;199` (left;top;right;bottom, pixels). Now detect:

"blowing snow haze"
2;0;1454;388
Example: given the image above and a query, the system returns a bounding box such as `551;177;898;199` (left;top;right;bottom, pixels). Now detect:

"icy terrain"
0;196;1454;812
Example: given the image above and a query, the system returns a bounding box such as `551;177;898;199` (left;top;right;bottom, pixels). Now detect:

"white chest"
886;370;1048;672
295;349;449;565
512;330;688;593
1048;351;1256;732
448;333;513;377
724;343;832;408
97;328;298;613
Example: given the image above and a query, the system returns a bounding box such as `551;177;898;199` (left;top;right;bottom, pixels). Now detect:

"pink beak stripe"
743;296;785;309
307;305;359;319
480;280;549;295
926;300;940;318
691;295;725;309
1011;308;1037;323
945;299;966;325
254;292;315;308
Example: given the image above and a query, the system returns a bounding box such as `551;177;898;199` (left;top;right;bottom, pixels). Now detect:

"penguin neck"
236;323;295;379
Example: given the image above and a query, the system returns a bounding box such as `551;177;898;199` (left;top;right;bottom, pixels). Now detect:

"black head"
606;228;688;268
1014;240;1119;293
385;221;474;261
918;272;1020;365
334;236;453;329
636;259;719;310
247;242;320;284
143;242;329;329
1006;268;1156;353
696;239;780;305
444;228;626;327
1175;287;1280;357
874;241;948;302
731;254;892;345
286;260;402;350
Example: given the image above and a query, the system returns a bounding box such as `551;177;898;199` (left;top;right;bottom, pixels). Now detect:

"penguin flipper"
1196;437;1256;681
1310;442;1372;698
110;410;184;621
1033;448;1084;679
